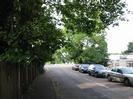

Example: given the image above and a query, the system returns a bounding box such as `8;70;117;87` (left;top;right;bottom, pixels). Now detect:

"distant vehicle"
107;67;133;86
88;64;107;77
79;64;89;73
72;64;80;71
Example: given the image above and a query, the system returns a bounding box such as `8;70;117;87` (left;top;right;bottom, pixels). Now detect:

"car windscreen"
121;67;133;74
82;64;88;68
95;65;105;70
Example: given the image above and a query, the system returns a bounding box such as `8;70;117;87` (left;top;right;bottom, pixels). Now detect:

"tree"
58;0;126;34
52;0;126;65
53;31;108;64
127;42;133;52
0;0;64;65
0;0;127;65
82;33;108;65
124;42;133;54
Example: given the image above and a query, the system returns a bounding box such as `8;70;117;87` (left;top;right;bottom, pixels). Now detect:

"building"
108;54;133;67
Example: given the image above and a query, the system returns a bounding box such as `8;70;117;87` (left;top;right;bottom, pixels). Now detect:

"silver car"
107;67;133;86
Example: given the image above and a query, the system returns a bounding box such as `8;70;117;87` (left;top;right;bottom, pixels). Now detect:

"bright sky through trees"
106;0;133;53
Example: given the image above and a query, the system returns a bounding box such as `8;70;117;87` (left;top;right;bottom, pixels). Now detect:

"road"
45;64;133;99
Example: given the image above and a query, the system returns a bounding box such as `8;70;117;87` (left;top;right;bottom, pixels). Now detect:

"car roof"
80;64;89;66
90;64;104;66
111;66;133;69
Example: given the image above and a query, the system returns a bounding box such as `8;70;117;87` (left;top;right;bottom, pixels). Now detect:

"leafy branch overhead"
56;0;126;34
0;0;127;65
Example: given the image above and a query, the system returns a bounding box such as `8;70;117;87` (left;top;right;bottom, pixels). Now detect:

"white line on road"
83;76;110;89
128;96;133;99
95;83;109;89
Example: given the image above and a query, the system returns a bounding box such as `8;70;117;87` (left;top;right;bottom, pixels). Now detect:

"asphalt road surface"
45;64;133;99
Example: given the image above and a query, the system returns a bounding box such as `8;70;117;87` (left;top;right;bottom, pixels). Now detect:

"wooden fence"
0;62;39;99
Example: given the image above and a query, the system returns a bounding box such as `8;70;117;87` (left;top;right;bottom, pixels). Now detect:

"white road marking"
128;96;133;99
95;83;109;89
83;76;110;89
83;77;93;82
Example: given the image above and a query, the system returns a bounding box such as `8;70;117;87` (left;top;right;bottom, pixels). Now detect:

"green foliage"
58;0;126;34
53;32;108;64
127;42;133;52
124;42;133;54
0;0;64;65
0;16;64;64
52;0;126;65
0;0;127;66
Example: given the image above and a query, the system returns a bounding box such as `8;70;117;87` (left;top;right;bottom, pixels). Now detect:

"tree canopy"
0;0;127;65
53;31;108;64
124;42;133;54
0;0;64;64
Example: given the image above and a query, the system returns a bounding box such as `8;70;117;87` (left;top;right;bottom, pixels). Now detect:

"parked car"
107;66;133;86
88;64;108;77
79;64;89;73
72;64;80;71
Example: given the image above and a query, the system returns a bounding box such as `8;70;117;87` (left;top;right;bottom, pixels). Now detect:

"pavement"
22;72;57;99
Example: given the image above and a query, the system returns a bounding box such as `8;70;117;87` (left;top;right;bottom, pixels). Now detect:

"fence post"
18;64;21;99
0;64;1;99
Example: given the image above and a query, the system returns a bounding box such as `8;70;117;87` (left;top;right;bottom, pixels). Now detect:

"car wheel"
81;70;84;73
95;73;98;78
88;72;91;76
108;75;112;82
124;78;130;86
79;69;83;73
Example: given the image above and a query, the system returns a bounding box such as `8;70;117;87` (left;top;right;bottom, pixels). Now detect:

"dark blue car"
88;64;107;77
79;64;89;73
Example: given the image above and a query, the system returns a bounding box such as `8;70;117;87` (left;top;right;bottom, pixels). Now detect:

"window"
117;69;123;74
111;68;117;72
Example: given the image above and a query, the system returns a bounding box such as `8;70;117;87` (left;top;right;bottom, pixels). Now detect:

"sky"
106;0;133;53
